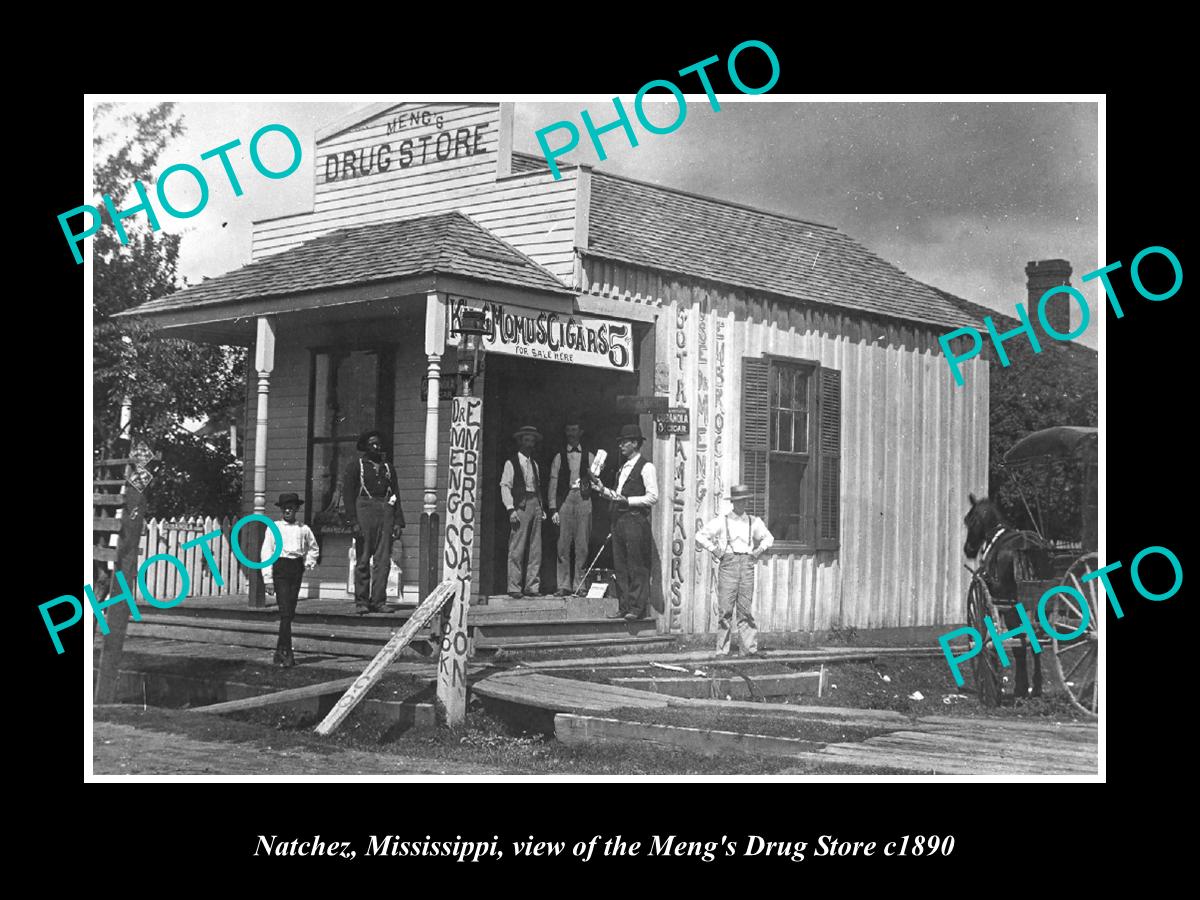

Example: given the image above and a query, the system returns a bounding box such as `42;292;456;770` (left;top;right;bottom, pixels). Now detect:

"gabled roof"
120;211;572;317
586;171;973;330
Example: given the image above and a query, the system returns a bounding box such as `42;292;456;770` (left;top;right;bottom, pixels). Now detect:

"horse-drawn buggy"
962;425;1098;718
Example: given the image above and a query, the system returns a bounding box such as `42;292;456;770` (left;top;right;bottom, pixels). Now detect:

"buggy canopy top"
1003;425;1098;465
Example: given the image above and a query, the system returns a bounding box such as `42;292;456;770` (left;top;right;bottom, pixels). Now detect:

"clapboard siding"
582;257;988;634
252;170;580;283
241;313;471;601
250;100;579;284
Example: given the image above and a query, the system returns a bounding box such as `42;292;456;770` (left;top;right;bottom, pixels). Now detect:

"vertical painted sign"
436;395;482;725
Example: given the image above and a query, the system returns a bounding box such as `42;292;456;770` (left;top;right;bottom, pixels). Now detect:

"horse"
962;493;1051;702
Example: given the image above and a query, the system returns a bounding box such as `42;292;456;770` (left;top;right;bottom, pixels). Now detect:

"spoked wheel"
1049;552;1099;719
966;575;1002;706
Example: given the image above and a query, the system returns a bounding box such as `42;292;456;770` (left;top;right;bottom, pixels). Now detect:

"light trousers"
716;553;758;655
556;490;592;591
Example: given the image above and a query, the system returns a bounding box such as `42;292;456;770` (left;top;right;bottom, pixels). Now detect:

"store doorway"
480;353;639;596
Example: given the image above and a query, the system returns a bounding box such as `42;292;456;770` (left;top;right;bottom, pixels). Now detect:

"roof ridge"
591;169;837;232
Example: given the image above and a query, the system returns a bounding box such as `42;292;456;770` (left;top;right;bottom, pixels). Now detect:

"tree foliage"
987;340;1098;543
92;103;247;518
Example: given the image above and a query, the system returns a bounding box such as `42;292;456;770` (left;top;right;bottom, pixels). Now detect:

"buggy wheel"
1049;553;1099;719
967;575;1002;706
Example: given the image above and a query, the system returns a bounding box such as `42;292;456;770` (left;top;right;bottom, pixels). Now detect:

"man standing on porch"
589;424;658;621
696;484;774;656
344;429;404;614
500;426;546;599
548;419;594;596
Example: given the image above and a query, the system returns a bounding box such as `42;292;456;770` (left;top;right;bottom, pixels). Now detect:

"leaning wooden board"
314;580;457;736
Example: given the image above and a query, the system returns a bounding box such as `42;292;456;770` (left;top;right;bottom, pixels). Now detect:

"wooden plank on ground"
193;676;359;715
133;613;404;642
504;674;669;709
611;672;821;699
554;714;825;758
314;580;457;736
664;696;913;725
471;678;627;715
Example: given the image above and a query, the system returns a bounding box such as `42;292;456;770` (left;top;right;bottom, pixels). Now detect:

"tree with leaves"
92;103;248;518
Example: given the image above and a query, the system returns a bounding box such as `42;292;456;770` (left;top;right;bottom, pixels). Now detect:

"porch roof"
115;210;573;323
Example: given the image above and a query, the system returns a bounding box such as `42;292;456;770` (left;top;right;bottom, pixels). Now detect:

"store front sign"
448;296;634;372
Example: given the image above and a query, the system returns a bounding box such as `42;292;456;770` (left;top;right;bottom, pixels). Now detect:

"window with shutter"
741;358;769;518
817;367;841;550
740;355;842;552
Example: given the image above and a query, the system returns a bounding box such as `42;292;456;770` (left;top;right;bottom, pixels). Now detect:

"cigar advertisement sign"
447;295;634;372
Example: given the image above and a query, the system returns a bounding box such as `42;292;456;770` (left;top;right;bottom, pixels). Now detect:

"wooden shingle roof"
121;211;572;317
586;169;975;330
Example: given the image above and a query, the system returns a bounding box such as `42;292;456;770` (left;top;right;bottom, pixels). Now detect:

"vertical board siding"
582;257;988;634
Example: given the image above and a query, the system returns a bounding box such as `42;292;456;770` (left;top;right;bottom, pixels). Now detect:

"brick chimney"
1026;259;1073;336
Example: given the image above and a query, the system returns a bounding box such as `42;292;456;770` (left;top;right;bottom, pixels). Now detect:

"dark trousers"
273;557;304;656
354;498;394;609
612;511;651;617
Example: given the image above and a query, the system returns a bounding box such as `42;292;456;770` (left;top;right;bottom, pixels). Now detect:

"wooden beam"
315;580;458;735
554;714;825;758
193;676;360;715
94;472;146;704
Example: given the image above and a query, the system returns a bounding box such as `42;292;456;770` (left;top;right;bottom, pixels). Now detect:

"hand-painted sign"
448;296;634;371
437;395;482;725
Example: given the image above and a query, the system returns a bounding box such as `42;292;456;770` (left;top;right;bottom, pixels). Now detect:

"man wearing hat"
589;424;658;620
696;485;775;656
343;429;404;614
261;493;320;667
500;426;547;598
548;419;595;595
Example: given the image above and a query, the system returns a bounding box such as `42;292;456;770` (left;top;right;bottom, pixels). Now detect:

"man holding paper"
589;424;657;621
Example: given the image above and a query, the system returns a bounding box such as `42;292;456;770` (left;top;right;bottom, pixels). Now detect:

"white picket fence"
137;516;251;600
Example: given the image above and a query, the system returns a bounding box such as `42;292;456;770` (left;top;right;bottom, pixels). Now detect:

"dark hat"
617;424;645;444
275;492;304;508
728;484;757;501
512;425;543;442
357;428;385;451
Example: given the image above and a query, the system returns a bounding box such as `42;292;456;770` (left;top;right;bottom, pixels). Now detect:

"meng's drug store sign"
448;296;634;371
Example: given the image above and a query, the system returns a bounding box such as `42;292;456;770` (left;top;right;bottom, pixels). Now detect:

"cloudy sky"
96;98;1098;345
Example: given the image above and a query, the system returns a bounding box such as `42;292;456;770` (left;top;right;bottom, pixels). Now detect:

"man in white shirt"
499;425;546;598
260;492;320;667
589;424;658;621
696;484;774;656
548;420;595;595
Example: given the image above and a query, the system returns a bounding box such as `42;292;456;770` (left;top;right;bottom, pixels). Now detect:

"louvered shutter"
816;366;841;550
741;357;769;518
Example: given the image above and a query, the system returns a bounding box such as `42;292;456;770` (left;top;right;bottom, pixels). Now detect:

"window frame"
304;343;397;534
762;354;818;551
741;352;841;555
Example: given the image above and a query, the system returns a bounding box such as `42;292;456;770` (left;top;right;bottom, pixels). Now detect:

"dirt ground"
93;637;1089;775
94;704;912;775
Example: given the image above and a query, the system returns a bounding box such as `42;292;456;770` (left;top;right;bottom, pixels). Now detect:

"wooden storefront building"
122;101;988;634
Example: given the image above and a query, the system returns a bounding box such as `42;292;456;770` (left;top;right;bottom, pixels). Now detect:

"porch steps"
126;602;666;655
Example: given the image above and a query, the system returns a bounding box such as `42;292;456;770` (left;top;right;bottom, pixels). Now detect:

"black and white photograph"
82;94;1107;779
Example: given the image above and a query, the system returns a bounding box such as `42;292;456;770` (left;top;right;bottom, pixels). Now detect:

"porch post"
420;291;446;600
247;315;275;607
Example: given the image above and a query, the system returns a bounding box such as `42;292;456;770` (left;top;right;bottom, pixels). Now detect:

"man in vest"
548;419;594;596
589;424;658;621
500;425;546;598
696;484;775;656
343;428;404;614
